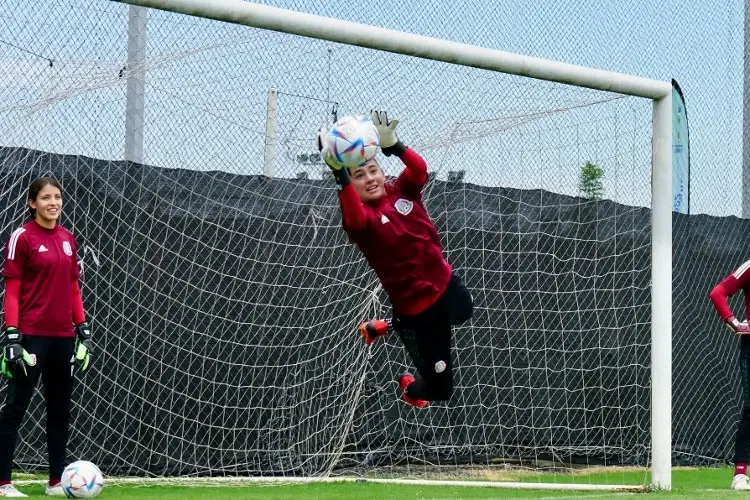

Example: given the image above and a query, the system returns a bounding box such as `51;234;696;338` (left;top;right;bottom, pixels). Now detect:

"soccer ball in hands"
61;460;104;498
326;115;380;168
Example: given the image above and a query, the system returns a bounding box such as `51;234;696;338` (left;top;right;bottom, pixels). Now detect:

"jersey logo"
62;241;73;256
380;214;390;224
394;198;413;215
38;245;48;253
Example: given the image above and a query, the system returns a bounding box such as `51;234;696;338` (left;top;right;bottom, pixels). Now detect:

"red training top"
3;220;85;337
708;259;750;322
339;147;452;317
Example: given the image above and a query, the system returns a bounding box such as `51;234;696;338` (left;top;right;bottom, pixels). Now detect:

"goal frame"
110;0;674;490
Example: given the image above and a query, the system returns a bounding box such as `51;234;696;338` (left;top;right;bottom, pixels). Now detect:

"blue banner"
672;80;690;214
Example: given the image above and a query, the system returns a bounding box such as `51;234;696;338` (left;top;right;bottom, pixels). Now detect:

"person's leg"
396;298;454;402
404;321;453;401
735;405;750;470
393;319;429;407
405;273;473;401
41;337;75;485
0;335;46;484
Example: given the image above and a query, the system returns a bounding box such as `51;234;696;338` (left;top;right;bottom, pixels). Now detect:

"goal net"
0;0;668;489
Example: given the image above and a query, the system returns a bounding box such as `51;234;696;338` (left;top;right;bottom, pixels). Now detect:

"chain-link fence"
2;0;743;215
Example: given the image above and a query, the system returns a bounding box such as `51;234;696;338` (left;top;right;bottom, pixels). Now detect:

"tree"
579;161;604;200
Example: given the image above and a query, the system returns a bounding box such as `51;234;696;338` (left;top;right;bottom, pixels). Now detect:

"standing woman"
0;177;92;497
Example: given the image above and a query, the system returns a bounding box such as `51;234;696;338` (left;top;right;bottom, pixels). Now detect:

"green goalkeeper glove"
1;327;36;379
74;322;93;374
370;109;406;157
317;127;351;190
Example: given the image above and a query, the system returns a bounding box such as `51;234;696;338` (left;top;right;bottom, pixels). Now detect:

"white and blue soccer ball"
61;460;104;498
326;115;380;168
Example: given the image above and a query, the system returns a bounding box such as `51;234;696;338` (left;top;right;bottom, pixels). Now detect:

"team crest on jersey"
62;241;72;256
394;198;413;215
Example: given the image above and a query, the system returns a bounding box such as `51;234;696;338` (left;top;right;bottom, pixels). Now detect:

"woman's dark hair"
28;177;63;217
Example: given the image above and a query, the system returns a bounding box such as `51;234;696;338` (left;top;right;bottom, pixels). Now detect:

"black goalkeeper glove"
1;327;36;379
371;109;406;157
317;127;351;190
74;322;93;374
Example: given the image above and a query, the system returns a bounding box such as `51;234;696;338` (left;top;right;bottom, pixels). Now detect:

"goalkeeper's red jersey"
709;259;750;321
2;220;80;337
341;148;453;317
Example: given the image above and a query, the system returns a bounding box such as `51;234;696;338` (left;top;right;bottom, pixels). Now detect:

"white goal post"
111;0;674;490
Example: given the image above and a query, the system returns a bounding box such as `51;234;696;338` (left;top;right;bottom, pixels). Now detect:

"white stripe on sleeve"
7;227;25;260
733;259;750;280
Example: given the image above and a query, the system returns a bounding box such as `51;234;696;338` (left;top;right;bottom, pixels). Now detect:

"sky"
0;0;744;216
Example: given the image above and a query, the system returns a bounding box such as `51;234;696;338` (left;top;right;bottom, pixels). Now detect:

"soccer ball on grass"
61;460;104;498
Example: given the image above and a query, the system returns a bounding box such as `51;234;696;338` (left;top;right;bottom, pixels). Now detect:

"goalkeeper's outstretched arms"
370;110;428;197
709;260;750;334
317;127;368;231
317;110;429;233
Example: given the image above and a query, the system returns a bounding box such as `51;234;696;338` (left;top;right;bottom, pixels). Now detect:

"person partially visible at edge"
709;261;750;490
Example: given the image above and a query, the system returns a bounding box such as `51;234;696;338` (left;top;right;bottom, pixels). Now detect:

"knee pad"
446;274;474;325
450;291;474;325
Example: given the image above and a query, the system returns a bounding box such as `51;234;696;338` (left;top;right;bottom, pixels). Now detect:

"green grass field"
9;467;746;499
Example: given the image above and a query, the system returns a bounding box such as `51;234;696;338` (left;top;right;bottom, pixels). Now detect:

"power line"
276;90;337;106
0;39;54;66
276;90;339;123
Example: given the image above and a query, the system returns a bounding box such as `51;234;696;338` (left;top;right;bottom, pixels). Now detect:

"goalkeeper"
0;177;93;498
709;261;750;491
318;110;473;408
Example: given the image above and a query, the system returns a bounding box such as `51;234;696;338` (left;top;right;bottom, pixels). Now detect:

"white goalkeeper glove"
370;110;406;156
726;316;750;335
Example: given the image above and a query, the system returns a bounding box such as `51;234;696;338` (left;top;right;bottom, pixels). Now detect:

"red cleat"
398;373;428;408
359;319;390;345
